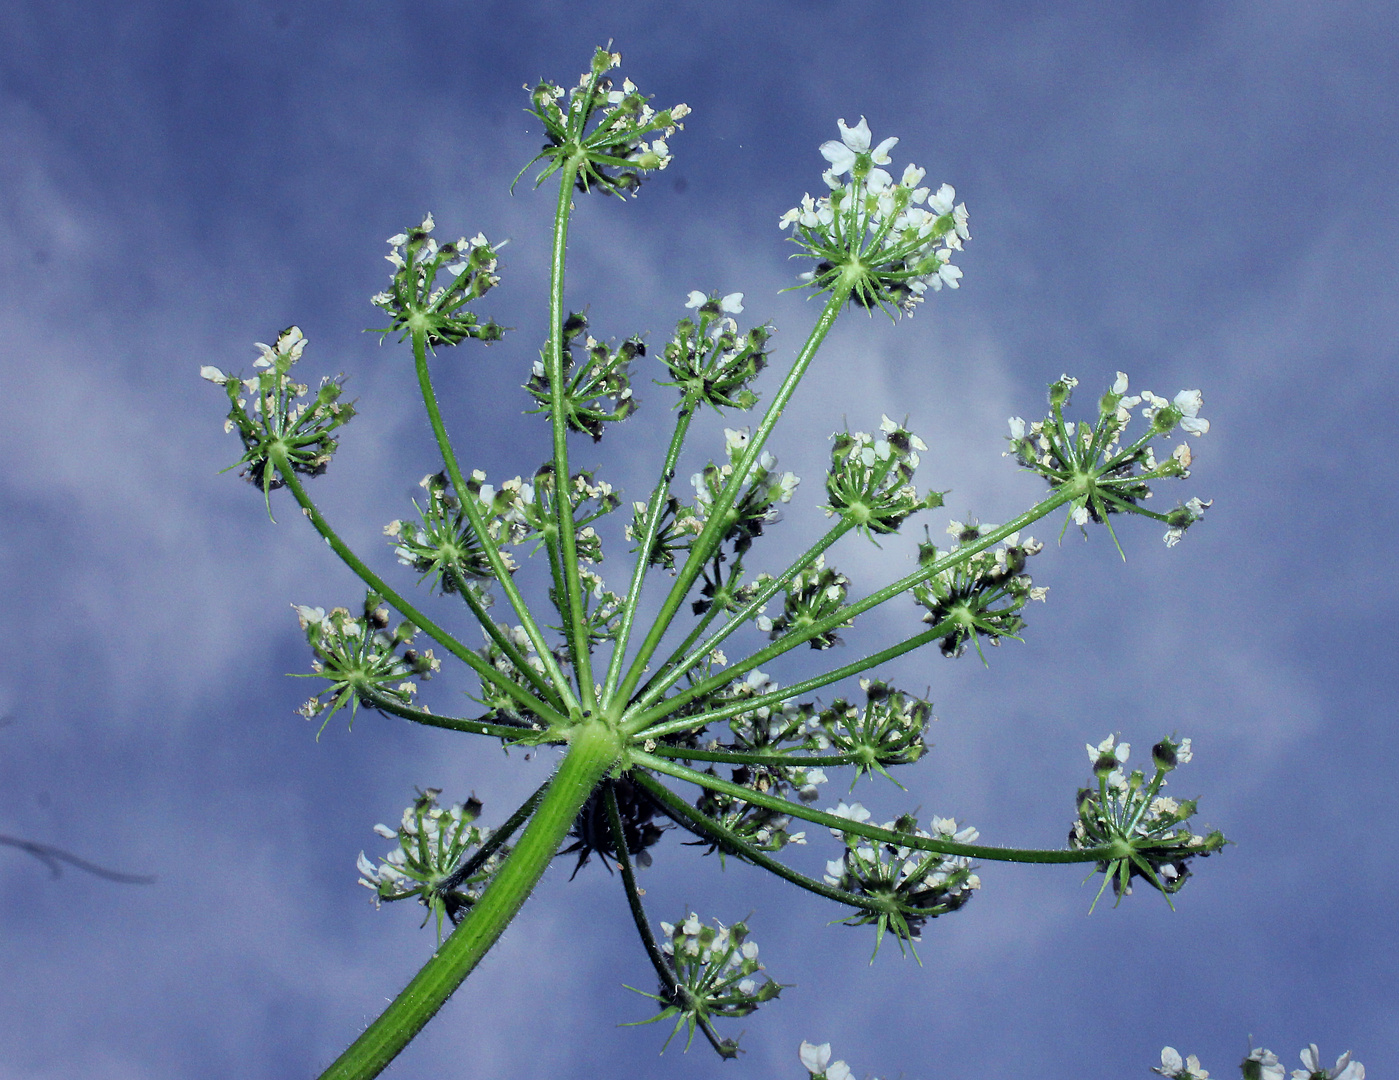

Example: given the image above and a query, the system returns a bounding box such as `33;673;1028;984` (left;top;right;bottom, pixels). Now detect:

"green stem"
634;750;1119;865
273;458;569;730
633;624;950;741
546;162;597;711
317;721;621;1080
410;329;577;709
634;519;857;714
443;565;565;712
634;550;743;704
600;397;698;703
640;744;879;769
633;771;886;912
361;688;553;741
441;779;552;894
615;288;851;706
623;485;1078;735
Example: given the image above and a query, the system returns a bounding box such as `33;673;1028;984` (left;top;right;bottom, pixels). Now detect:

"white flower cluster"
524;47;690;197
1072;733;1222;907
355;789;502;940
824;415;940;537
756;553;852;650
1006;372;1212;545
913;528;1047;658
292;599;437;730
655;290;771;413
379;213;495;281
779;117;970;313
818;679;932;782
369;214;504;347
823;801;981;947
653;914;778;1018
684;427;799;555
1155;1044;1364;1080
202;327;355;494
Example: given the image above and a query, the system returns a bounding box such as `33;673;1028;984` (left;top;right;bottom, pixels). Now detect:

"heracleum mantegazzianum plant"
203;47;1229;1080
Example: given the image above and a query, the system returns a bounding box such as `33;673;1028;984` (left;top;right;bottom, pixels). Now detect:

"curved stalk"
360;688;555;741
634;751;1127;866
633;771;885;911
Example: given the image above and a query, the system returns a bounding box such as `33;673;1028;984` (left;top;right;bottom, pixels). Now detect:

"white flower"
800;1042;832;1075
828;800;871;824
819;116;899;178
1008;416;1026;440
200;365;228;384
1246;1048;1285;1080
1154;1046;1209;1078
292;604;325;629
1088;733;1129;765
720;291;744;313
1294;1045;1364;1080
1163;496;1212;547
928;258;962;290
685;290;707;308
1173;389;1210;435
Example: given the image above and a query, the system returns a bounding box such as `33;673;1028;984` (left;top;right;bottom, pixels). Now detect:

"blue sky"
1;3;1396;1078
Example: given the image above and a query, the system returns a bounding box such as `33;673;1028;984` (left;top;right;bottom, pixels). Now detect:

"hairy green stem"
443;564;565;712
640;744;884;769
360;688;550;741
317;722;620;1080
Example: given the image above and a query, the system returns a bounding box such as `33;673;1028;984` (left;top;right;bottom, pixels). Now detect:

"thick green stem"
317;722;621;1080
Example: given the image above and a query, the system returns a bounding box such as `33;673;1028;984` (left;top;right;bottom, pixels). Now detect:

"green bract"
205;45;1224;1080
